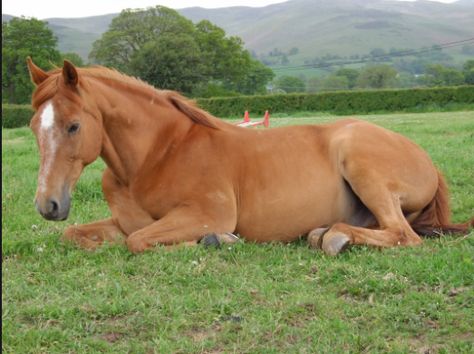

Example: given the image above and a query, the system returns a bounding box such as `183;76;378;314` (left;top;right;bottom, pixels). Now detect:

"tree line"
272;61;474;94
2;7;274;104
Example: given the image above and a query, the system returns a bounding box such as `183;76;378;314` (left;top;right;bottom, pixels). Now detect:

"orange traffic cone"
263;111;270;127
243;110;250;123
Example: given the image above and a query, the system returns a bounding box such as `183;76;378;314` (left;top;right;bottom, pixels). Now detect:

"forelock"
32;70;82;110
32;73;60;110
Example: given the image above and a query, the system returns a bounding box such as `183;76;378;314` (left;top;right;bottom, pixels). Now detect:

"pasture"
2;111;474;353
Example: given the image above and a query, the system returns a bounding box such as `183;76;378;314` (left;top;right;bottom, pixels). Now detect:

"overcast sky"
3;0;458;19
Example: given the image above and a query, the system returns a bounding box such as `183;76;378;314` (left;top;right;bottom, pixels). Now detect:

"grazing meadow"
2;111;473;353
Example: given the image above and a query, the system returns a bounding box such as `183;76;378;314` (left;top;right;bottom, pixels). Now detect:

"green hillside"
180;0;474;63
47;24;101;59
3;0;474;66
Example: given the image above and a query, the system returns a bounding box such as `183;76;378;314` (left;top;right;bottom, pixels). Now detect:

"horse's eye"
67;123;80;135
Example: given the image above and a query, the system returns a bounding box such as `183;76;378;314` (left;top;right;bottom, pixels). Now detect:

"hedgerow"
2;104;34;128
197;86;474;117
2;86;473;128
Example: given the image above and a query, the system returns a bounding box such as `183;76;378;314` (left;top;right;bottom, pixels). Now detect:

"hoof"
199;233;240;248
126;236;149;253
200;233;221;248
217;232;240;244
308;227;329;249
321;232;351;256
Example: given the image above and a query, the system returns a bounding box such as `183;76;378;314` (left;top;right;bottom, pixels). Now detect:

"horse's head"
27;59;102;221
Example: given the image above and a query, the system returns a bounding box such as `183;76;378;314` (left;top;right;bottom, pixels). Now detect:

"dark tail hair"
411;170;474;237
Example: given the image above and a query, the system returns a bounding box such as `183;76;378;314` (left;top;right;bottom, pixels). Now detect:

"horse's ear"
62;60;79;87
26;57;49;86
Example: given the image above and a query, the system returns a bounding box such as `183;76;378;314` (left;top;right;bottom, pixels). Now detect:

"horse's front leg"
62;218;124;250
126;206;237;253
62;168;155;250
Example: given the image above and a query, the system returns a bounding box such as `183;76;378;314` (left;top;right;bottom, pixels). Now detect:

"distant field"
2;111;473;353
272;62;364;80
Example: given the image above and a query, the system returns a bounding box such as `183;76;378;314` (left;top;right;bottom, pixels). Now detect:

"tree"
194;20;273;95
424;64;464;87
131;33;204;93
357;65;398;89
2;17;61;103
61;52;85;67
463;60;474;85
233;59;274;95
423;64;445;86
334;68;359;89
274;76;306;93
321;75;349;91
90;8;273;96
90;6;195;73
441;68;464;86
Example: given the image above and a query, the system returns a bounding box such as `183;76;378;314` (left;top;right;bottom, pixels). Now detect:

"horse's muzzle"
35;194;71;221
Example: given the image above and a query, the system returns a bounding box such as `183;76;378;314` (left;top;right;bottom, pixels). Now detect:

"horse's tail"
411;170;474;237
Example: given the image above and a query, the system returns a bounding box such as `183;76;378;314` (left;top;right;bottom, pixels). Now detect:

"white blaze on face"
40;102;55;129
38;101;58;194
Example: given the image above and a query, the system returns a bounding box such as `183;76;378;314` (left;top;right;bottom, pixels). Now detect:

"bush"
2;104;34;128
2;86;473;128
197;86;474;117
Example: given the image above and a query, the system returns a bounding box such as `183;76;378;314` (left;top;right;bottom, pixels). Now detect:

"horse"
26;59;473;255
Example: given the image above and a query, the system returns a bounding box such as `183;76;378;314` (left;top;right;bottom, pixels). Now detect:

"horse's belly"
236;170;350;242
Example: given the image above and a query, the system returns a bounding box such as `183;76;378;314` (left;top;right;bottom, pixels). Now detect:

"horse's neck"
96;85;192;185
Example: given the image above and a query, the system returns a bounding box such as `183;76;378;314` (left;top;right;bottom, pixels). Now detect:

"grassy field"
2;111;473;353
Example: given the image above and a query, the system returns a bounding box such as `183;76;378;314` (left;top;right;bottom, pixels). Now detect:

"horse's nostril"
49;199;59;215
36;197;69;221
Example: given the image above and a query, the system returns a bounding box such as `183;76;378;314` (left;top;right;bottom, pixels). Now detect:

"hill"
3;0;473;65
180;0;474;64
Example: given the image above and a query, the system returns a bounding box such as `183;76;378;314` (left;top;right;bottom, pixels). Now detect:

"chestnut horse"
26;59;472;255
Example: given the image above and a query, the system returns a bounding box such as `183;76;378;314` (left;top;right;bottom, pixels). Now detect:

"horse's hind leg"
311;120;440;255
315;190;423;255
307;162;425;255
317;175;424;255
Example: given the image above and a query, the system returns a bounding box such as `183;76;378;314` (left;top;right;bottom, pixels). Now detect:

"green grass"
2;111;474;353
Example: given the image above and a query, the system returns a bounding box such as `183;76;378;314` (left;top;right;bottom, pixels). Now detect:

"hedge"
2;104;34;128
197;86;474;117
2;86;473;128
